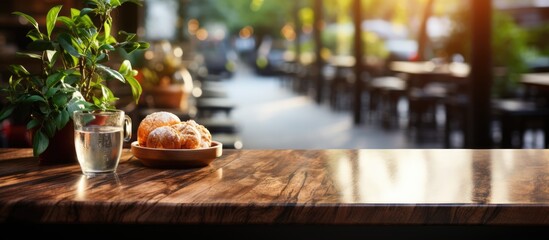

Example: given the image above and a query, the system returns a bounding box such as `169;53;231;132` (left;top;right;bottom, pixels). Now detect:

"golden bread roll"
171;122;202;149
146;126;181;149
137;111;180;147
187;120;212;148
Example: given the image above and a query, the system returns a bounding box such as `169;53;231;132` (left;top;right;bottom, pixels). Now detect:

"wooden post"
314;0;324;103
417;0;434;60
294;0;302;63
353;0;363;124
467;0;492;148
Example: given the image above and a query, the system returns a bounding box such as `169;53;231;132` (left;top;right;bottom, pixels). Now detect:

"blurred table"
521;73;549;90
0;148;548;238
521;73;549;107
390;61;470;136
390;61;470;77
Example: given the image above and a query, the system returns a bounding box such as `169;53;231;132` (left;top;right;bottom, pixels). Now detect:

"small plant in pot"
0;0;148;164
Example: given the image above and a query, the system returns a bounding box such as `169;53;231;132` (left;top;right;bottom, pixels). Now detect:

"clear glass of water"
73;110;132;176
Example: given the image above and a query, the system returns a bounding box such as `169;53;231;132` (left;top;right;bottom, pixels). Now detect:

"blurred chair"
407;82;449;131
329;66;355;111
367;75;407;128
492;99;549;148
443;94;469;148
444;97;549;148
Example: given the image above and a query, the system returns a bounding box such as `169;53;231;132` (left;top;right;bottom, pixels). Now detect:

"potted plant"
137;40;193;110
0;0;148;164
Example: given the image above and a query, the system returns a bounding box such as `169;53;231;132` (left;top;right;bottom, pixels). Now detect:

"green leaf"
46;72;64;88
25;95;46;103
60;110;70;130
57;33;81;57
53;110;69;131
67;93;87;114
120;42;140;54
64;74;80;85
0;105;15;121
52;93;68;108
27;40;55;51
104;18;112;40
45;86;58;98
63;69;77;75
39;104;51;115
57;16;75;29
92;96;101;106
30;76;42;86
100;84;109;100
138;41;150;49
32;129;49;157
12;11;39;31
59;87;77;94
53;112;63;130
70;8;80;19
15;52;42;60
110;0;121;7
27;119;40;130
43;120;57;138
76;28;92;45
63;52;78;67
9;65;30;76
97;64;124;82
71;8;94;28
96;53;107;63
26;29;44;41
99;44;115;51
76;14;94;28
46;5;62;39
118;31;136;42
46;50;58;63
79;8;93;16
119;60;132;75
104;35;117;45
126;75;142;104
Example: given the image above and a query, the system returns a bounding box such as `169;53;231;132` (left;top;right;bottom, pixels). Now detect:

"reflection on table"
1;148;549;223
1;148;548;237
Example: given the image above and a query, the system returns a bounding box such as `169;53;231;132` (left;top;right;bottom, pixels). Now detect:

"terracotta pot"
29;121;78;165
144;84;187;109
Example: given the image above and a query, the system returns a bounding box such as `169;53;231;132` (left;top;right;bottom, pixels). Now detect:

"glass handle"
124;115;132;142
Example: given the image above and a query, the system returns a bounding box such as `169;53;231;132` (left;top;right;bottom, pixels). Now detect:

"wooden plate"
131;141;222;168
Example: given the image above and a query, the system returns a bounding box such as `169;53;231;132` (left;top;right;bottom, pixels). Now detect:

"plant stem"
79;57;90;101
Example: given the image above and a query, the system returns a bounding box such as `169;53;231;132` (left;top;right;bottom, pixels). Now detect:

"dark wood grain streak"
0;149;548;225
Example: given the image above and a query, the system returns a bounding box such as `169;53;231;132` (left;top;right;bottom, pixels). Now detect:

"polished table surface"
1;148;548;226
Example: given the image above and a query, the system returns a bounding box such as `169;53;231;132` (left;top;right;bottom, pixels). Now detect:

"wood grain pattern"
0;148;548;225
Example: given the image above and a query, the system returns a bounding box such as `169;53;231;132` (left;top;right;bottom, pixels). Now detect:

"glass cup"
73;110;132;176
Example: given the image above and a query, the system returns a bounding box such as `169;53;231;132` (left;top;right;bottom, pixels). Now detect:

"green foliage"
186;0;292;37
491;10;529;97
443;8;530;98
0;0;148;157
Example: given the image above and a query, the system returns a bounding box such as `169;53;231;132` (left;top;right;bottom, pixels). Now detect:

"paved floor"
216;65;443;149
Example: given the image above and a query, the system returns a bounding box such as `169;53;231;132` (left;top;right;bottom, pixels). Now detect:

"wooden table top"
0;148;548;225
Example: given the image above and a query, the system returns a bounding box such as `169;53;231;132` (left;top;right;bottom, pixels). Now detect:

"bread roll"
137;111;180;147
187;120;212;148
171;122;201;149
146;126;181;149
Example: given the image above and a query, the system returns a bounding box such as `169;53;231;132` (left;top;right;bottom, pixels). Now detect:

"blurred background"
2;0;549;149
